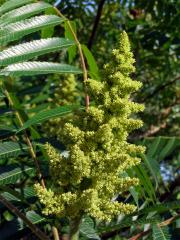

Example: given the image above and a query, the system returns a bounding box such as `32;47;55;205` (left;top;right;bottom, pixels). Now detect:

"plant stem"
54;7;90;111
69;217;82;240
52;226;60;240
4;89;45;188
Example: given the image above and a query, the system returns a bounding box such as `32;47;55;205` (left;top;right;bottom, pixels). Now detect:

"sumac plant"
1;1;178;240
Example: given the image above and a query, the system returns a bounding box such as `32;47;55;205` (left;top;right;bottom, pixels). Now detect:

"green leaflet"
0;141;30;159
141;136;180;190
82;44;100;80
0;15;63;46
98;215;160;234
0;91;42;141
0;62;82;76
144;137;180;162
0;165;35;185
0;186;36;207
152;225;171;240
145;137;162;158
129;186;139;207
141;153;160;189
27;103;50;114
0;127;17;139
0;0;34;15
0;108;14;117
0;38;75;66
23;211;45;227
80;217;100;240
138;201;180;215
158;137;178;161
134;165;157;203
17;105;84;132
0;2;52;26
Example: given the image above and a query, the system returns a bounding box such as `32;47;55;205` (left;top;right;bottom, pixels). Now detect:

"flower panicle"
35;31;145;221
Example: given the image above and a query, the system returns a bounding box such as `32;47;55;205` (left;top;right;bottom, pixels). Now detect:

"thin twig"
139;98;179;138
129;229;150;240
54;7;89;111
0;195;49;240
142;75;180;102
87;0;106;50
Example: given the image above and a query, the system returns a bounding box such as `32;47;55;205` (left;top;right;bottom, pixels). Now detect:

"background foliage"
0;0;179;239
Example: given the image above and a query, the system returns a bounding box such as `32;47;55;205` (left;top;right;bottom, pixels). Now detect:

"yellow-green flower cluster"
35;32;145;222
43;74;78;139
53;74;78;106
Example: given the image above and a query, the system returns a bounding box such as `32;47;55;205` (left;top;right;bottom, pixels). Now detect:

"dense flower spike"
35;31;145;221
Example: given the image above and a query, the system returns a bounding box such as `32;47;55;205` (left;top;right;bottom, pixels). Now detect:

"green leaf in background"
158;137;178;161
145;137;162;158
82;44;100;80
3;210;14;221
141;153;160;189
0;62;82;76
152;225;171;240
134;165;157;203
0;15;63;45
129;186;139;207
0;165;35;185
0;2;52;26
41;7;57;38
17;105;84;132
144;137;180;162
0;38;75;66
